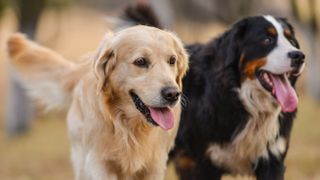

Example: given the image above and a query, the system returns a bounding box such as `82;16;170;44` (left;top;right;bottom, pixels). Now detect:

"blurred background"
0;0;319;179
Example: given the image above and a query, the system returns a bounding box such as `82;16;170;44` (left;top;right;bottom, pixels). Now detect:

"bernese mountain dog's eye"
168;55;176;65
262;36;274;45
133;57;149;68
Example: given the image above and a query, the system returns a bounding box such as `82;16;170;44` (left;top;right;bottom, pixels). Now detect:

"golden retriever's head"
94;26;188;130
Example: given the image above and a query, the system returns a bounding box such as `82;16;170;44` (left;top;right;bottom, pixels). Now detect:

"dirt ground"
0;6;319;180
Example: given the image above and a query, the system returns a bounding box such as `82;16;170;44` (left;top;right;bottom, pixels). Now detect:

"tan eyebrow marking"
267;27;277;36
284;28;292;38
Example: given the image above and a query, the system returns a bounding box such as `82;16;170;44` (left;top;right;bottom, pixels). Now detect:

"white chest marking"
207;80;286;174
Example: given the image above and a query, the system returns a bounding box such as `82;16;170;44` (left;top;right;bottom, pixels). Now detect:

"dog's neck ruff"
207;79;285;174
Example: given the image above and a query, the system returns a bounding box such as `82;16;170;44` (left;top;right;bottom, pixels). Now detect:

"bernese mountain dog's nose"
161;87;180;103
289;51;305;68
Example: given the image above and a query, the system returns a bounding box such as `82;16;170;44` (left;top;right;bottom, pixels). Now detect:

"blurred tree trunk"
0;0;5;17
17;0;46;38
6;0;46;135
290;0;320;101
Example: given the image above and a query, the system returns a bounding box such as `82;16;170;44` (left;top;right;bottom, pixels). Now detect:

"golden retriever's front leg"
83;150;118;180
70;146;87;180
141;160;167;180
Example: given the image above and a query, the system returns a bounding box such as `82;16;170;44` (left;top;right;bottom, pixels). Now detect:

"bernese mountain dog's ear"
223;19;248;67
232;18;248;44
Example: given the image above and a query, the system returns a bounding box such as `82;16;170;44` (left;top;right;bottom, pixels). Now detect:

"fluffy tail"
123;3;163;29
7;34;79;110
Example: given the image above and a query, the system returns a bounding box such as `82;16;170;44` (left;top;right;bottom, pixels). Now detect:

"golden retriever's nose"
161;87;180;103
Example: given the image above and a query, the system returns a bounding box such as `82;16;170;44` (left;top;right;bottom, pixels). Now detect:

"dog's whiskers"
180;93;189;108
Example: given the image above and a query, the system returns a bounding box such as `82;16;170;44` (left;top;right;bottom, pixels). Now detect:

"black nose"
161;87;180;103
288;51;305;68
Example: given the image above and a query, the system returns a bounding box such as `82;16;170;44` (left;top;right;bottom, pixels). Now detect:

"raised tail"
7;34;80;110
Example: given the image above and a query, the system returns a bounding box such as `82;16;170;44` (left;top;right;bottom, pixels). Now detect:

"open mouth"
256;70;298;112
129;91;174;131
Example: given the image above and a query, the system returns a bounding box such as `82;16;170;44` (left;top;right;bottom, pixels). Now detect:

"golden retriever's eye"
169;56;176;65
133;57;149;68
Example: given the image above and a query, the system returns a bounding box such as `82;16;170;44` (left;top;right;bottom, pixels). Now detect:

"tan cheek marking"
267;27;277;36
243;58;267;79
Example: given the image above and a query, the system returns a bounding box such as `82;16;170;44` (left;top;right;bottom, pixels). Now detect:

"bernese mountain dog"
123;4;306;180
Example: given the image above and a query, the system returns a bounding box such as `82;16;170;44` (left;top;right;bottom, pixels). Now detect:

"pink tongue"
270;74;298;112
149;107;174;131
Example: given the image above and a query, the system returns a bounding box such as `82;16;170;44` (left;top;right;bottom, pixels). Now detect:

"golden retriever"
7;25;188;180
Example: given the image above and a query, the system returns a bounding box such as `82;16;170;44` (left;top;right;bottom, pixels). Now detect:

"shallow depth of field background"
0;0;320;180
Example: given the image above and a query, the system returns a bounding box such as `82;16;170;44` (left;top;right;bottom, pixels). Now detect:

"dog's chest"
107;127;171;176
206;81;287;174
207;110;283;174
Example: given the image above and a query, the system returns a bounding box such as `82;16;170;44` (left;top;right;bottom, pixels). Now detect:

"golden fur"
7;25;188;180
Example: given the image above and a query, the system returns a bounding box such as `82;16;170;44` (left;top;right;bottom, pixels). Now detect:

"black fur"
123;3;162;29
123;4;302;180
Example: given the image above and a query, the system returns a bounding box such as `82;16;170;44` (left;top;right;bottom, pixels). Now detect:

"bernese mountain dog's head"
223;15;305;113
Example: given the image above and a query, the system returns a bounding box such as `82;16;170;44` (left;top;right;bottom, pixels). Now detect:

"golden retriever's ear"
93;32;116;93
177;50;189;88
168;32;189;88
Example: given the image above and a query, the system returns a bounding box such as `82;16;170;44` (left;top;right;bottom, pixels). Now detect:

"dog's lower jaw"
129;91;176;131
129;91;159;127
